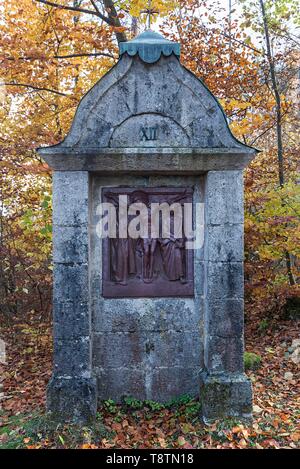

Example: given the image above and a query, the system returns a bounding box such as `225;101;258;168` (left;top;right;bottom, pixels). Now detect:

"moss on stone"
244;352;262;371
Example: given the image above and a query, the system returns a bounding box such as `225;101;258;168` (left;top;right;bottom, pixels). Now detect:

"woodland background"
0;0;299;449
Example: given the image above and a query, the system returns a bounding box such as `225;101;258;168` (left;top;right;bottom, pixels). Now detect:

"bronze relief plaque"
102;187;194;298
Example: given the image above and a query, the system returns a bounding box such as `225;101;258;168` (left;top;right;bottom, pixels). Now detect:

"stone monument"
38;30;258;423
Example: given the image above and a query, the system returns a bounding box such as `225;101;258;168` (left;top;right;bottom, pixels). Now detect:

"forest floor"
0;314;299;449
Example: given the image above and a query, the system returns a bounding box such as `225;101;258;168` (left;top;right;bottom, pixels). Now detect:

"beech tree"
0;0;298;321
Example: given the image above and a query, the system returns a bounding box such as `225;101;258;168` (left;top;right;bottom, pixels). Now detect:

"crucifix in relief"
102;187;194;298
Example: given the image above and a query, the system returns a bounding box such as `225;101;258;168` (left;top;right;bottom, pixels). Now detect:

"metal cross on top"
141;0;159;29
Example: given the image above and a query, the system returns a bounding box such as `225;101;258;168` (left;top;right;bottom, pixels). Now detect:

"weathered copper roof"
119;29;180;64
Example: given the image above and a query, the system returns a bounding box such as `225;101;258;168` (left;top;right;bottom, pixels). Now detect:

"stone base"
47;376;97;424
199;371;252;423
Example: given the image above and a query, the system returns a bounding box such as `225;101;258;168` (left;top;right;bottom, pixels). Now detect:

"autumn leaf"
177;436;186;446
291;432;300;443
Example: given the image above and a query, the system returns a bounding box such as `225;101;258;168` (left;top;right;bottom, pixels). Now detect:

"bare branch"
249;122;276;145
249;108;290;146
103;0;127;43
55;51;116;59
220;31;263;55
2;51;116;61
35;0;111;24
1;82;70;97
90;0;102;16
35;0;127;43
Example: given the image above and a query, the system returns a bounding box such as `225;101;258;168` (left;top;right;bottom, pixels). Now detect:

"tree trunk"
259;0;284;187
131;16;138;38
103;0;127;44
259;0;295;286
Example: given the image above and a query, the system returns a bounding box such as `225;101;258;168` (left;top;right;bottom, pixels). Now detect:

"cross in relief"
141;0;159;29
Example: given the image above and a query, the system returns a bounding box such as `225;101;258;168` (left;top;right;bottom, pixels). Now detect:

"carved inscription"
139;125;159;142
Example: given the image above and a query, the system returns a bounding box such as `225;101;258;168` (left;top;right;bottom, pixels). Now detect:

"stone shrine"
38;30;258;423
